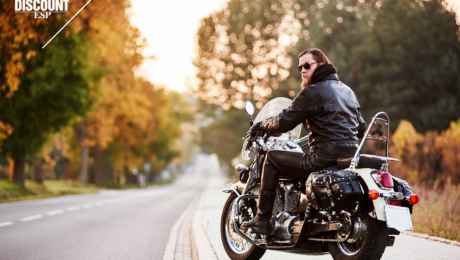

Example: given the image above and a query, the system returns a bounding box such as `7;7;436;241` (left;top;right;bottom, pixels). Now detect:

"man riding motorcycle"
241;48;367;234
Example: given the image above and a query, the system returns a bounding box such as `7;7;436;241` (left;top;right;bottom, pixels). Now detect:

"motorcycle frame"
349;112;390;171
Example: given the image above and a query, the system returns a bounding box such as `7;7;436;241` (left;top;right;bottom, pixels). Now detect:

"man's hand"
250;121;263;137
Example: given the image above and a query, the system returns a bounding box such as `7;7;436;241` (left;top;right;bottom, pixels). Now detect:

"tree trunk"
33;162;43;184
79;120;89;184
94;142;101;185
80;145;89;184
8;158;14;181
12;158;25;188
124;165;130;184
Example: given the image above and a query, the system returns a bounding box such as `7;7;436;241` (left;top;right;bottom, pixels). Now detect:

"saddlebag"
305;170;363;211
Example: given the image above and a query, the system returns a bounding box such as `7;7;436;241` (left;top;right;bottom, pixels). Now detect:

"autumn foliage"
0;0;189;187
389;119;460;186
382;119;460;241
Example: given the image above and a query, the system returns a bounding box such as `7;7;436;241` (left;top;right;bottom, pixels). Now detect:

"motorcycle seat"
336;156;384;170
318;156;384;172
279;156;384;182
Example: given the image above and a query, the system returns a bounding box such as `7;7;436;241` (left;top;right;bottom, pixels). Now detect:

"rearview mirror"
244;100;255;116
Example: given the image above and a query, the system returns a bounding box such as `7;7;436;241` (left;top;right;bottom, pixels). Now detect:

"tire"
220;193;266;260
327;212;389;260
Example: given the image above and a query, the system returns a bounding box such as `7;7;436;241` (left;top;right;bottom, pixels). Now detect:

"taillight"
369;189;380;200
372;171;394;189
409;194;419;205
390;201;401;206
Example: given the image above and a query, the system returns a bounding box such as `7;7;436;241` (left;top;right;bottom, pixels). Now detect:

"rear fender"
348;168;392;221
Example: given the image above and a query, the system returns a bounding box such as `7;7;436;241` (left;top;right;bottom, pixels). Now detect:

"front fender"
222;181;246;195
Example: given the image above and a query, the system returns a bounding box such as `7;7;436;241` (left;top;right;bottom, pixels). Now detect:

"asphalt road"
0;156;209;260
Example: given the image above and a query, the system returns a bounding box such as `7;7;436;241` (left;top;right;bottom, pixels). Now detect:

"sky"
129;0;229;93
129;0;460;93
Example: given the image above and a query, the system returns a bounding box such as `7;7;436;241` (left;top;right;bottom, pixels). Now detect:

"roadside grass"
411;183;460;241
0;169;183;203
0;179;98;203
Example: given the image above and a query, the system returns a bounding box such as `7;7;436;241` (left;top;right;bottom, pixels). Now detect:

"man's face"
299;53;319;88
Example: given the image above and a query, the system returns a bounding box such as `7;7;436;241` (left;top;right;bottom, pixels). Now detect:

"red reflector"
391;201;401;206
409;194;419;205
369;189;380;200
377;172;394;188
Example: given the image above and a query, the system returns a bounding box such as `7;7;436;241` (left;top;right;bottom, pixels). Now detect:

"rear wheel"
220;193;266;260
328;212;388;260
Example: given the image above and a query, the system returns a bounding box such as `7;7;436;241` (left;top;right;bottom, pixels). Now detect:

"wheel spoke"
224;197;258;255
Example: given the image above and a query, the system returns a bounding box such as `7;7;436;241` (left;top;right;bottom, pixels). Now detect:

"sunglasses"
298;62;317;72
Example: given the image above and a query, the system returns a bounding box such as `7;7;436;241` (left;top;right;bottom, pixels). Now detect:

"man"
241;48;367;234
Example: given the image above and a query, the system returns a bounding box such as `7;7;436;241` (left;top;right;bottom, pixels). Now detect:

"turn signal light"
409;194;420;205
234;164;248;174
369;189;380;200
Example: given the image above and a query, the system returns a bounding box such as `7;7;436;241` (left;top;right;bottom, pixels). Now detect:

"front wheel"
328;212;389;260
220;193;266;260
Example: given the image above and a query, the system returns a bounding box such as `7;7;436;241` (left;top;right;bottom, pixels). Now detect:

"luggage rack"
349;112;400;172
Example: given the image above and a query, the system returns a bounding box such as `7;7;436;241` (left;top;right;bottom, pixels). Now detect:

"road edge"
190;192;218;260
163;193;200;260
402;231;460;247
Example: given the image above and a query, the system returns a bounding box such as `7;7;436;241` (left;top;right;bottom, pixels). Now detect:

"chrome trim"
361;154;400;162
350;112;391;171
273;240;292;244
293;135;309;144
379;192;408;201
223;183;240;196
370;172;392;191
224;194;256;254
231;194;260;245
235;164;249;174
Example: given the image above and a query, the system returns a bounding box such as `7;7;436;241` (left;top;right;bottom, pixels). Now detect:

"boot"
241;190;275;234
305;202;316;221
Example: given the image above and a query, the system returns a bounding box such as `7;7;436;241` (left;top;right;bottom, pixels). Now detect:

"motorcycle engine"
270;182;306;243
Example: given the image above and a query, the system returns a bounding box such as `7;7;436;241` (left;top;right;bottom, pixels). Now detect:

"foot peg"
254;239;267;245
247;229;267;245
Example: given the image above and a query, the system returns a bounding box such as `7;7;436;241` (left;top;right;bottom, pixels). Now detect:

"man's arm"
259;88;317;135
357;109;367;139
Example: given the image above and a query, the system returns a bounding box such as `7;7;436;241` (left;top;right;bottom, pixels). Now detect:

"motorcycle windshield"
254;97;302;140
241;97;302;160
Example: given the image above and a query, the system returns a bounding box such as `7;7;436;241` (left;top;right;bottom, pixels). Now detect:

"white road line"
47;209;64;216
82;204;93;209
67;206;80;211
0;221;13;227
95;201;105;206
20;214;43;222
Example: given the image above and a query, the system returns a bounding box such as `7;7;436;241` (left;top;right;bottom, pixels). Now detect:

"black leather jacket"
260;74;367;157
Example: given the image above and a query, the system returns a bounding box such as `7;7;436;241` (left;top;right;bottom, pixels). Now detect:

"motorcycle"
220;98;419;260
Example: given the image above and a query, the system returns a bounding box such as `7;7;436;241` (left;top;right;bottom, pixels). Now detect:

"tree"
0;0;112;186
355;0;460;132
192;0;460;166
0;29;100;187
192;0;302;110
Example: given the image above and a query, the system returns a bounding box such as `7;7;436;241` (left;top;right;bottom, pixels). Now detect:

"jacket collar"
324;73;339;81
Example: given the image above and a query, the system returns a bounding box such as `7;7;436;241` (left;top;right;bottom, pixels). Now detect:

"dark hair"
298;48;330;64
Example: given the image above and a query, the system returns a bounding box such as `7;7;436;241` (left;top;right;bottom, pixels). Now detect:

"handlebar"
293;135;309;144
